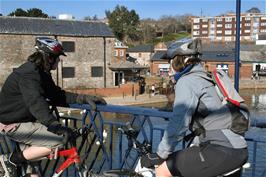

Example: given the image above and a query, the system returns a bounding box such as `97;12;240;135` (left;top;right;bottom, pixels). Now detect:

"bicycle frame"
48;147;81;177
104;125;156;177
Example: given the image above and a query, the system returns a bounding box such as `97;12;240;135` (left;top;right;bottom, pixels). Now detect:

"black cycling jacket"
0;61;77;126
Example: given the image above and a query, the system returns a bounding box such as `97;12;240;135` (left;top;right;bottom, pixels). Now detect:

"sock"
9;151;27;165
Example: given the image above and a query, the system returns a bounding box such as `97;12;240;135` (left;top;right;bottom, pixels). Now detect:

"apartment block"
192;13;266;42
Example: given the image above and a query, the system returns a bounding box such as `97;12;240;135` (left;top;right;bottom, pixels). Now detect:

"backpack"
185;69;250;142
211;69;250;135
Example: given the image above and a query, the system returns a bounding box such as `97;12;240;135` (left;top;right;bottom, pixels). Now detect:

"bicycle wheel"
103;169;142;177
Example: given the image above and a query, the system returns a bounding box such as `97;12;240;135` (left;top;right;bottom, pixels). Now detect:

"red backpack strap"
213;69;241;107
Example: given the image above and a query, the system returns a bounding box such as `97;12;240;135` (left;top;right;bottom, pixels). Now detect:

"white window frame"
202;24;208;28
225;24;232;28
193;25;200;29
202;18;208;22
244;29;250;33
217;30;222;34
225;37;232;41
119;50;124;57
217;24;223;27
193;18;200;23
225;17;232;22
114;50;118;56
193;31;200;35
245;23;251;26
217;18;223;22
202;31;208;34
225;30;232;35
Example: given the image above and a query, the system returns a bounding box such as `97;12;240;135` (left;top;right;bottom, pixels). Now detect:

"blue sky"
0;0;265;20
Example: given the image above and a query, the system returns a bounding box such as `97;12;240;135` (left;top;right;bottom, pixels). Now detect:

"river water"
238;89;266;177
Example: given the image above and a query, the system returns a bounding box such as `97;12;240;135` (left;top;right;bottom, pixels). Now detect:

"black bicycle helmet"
35;37;66;57
165;38;202;59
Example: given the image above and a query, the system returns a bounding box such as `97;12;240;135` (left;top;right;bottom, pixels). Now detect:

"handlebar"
118;122;139;139
118;122;152;155
64;126;92;146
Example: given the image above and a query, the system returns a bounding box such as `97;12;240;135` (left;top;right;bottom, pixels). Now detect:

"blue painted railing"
0;104;265;177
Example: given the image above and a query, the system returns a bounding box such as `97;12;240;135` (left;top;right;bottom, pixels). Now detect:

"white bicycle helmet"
166;38;202;59
35;37;66;57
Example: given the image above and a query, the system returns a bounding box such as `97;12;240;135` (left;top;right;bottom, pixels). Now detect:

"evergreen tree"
246;7;261;13
8;8;28;17
8;8;48;18
27;8;48;18
105;5;140;43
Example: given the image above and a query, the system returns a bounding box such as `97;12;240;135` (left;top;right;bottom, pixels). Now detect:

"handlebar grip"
118;122;138;139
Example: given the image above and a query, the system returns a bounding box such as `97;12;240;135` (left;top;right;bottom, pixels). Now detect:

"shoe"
0;154;17;177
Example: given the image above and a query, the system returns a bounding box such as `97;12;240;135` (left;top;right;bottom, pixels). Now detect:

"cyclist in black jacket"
0;37;106;177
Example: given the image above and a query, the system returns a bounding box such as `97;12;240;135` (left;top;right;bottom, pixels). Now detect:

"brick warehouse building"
0;16;115;89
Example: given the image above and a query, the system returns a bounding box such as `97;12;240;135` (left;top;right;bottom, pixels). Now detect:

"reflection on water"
240;88;266;118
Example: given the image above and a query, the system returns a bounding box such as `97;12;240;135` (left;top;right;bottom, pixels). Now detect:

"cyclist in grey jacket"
141;39;248;177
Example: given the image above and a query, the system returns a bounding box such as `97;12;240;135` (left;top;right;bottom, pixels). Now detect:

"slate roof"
151;50;236;62
258;34;266;40
151;51;167;61
240;51;266;63
127;44;154;53
131;38;266;63
202;43;234;52
201;51;235;62
0;16;114;37
109;60;149;71
202;43;266;52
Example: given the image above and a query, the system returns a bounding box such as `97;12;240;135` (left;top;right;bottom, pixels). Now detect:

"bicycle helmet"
165;38;202;59
35;37;66;57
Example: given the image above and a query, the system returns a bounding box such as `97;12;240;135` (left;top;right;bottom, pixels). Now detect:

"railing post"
234;0;241;91
252;141;257;177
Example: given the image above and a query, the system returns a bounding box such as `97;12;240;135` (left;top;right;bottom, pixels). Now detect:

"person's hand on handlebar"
47;122;75;143
141;153;165;168
76;94;107;110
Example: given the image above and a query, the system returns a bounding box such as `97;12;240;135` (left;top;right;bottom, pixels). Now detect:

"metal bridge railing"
0;104;265;177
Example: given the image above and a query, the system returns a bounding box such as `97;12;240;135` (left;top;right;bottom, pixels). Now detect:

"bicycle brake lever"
118;127;125;134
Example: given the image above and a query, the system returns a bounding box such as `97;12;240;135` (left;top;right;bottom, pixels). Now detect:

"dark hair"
27;51;51;71
171;55;200;72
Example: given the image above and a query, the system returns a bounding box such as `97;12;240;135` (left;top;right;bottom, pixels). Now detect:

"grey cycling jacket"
157;63;247;159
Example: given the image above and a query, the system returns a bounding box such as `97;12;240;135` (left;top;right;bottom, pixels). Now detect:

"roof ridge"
0;16;105;24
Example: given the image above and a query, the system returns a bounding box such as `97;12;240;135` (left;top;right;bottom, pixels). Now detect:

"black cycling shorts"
166;144;248;177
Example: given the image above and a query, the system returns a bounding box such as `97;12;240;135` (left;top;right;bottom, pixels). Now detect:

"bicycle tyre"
103;169;142;177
